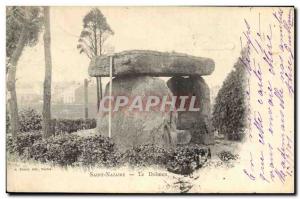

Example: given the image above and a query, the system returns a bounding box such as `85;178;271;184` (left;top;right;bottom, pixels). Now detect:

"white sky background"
16;6;249;89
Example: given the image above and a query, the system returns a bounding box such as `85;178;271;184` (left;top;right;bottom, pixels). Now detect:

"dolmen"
88;50;215;150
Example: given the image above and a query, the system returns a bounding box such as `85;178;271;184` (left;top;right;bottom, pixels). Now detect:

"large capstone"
167;75;214;145
97;76;180;151
89;50;215;77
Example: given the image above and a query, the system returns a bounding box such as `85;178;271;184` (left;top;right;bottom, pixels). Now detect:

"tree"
84;78;89;119
77;8;114;110
6;7;43;137
42;7;53;138
212;49;248;141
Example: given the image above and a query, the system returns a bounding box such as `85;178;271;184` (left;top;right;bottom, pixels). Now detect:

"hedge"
7;132;211;175
7;109;96;135
52;118;96;134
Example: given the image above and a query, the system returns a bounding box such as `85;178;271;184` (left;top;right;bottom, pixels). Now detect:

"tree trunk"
96;77;103;112
7;26;27;137
99;77;103;99
98;38;103;106
42;7;53;138
84;78;89;119
93;27;102;112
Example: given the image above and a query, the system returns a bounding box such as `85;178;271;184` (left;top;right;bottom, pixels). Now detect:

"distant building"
74;83;97;105
52;81;81;104
15;80;98;118
62;86;77;104
16;82;42;105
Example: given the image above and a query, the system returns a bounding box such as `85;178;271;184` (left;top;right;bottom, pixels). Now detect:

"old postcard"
6;6;295;193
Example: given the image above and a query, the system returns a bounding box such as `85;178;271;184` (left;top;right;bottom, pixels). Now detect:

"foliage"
28;133;81;165
27;134;118;166
7;131;212;175
77;135;120;167
7;131;42;156
77;8;114;58
166;145;211;175
77;8;114;109
6;6;43;138
6;6;43;60
52;118;96;134
122;144;169;167
226;132;245;141
19;109;42;132
212;49;248;141
217;150;239;162
7;108;97;134
122;144;211;175
6;110;10;132
7;126;211;175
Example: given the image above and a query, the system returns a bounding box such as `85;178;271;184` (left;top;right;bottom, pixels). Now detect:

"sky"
15;6;258;89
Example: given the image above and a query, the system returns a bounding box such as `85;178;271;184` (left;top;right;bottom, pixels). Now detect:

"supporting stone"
97;76;178;151
167;75;214;145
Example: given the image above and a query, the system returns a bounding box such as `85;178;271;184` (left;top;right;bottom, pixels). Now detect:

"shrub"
26;139;48;162
9;107;97;134
77;135;120;167
8;108;96;134
19;109;42;132
27;134;117;167
226;132;245;141
122;144;169;167
7;129;212;176
166;145;211;175
52;118;96;134
28;133;82;166
218;150;239;162
7;131;42;156
6;110;10;133
121;144;211;175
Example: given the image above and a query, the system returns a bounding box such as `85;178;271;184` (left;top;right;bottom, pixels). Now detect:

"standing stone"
97;76;177;151
167;75;214;145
